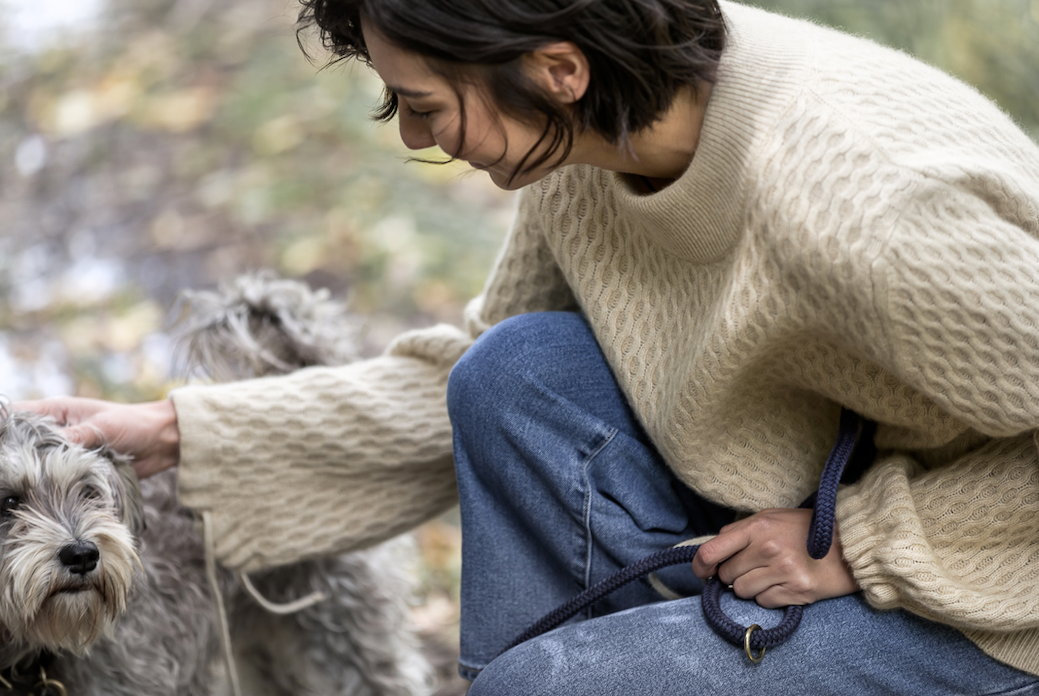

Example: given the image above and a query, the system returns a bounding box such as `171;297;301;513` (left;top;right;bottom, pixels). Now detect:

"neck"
568;82;712;185
0;628;35;673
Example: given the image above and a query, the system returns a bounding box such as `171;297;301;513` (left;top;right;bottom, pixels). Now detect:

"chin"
486;166;551;191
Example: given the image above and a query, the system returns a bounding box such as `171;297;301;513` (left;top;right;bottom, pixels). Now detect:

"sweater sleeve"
836;174;1039;636
837;435;1039;631
172;185;575;573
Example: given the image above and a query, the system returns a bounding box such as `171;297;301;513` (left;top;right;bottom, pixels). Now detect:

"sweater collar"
606;1;809;263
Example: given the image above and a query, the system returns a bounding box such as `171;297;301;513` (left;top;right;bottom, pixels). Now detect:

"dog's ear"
101;448;146;538
1;407;69;453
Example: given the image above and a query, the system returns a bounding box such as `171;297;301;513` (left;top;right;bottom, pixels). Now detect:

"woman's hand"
12;397;180;479
691;508;859;608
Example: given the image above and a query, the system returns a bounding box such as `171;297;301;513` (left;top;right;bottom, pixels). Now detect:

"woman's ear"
525;42;590;105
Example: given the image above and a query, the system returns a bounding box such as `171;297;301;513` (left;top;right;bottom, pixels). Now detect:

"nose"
59;541;100;575
399;116;437;151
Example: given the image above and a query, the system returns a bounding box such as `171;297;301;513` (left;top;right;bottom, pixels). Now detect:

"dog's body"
0;274;433;695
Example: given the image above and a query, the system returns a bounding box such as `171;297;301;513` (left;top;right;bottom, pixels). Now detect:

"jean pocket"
585;428;693;536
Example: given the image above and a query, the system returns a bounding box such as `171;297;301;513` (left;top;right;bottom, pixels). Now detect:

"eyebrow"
386;85;434;99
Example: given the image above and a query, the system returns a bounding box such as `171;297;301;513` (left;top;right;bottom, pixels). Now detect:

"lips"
55;585;90;595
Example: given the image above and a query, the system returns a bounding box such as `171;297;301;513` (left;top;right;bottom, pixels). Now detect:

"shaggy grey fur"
0;273;433;695
174;272;360;381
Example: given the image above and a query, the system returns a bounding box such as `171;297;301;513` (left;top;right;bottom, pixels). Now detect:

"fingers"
12;396;106;425
695;508;859;608
729;566;814;607
11;398;72;423
64;423;105;450
691;525;752;579
12;397;108;447
751;583;808;609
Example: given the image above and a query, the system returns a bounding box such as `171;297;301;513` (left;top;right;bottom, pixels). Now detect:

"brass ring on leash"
743;624;766;664
36;668;68;696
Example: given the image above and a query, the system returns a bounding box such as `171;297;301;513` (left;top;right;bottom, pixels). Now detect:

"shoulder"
721;1;1039;180
724;2;1039;190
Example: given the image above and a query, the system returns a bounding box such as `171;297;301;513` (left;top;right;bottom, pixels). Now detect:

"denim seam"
979;679;1039;696
580;426;620;615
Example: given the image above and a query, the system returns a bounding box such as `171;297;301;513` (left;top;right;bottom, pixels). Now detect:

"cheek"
431;117;469;158
454;111;509;161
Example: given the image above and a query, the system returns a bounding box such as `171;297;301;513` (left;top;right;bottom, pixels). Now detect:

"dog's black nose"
59;541;100;575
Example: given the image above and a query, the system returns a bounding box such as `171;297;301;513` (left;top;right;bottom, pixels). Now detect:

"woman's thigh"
449;311;732;675
470;592;1039;696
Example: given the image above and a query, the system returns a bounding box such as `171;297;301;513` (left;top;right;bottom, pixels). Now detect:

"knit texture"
172;1;1039;674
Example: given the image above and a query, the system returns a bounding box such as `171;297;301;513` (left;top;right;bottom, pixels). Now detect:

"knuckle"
759;539;784;558
698;545;721;566
756;595;780;609
790;571;815;595
744;515;766;530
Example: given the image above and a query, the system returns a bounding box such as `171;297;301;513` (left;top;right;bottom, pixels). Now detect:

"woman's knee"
466;642;560;696
447;311;592;425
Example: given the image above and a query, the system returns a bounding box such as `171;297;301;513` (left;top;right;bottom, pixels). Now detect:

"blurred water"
1;0;103;53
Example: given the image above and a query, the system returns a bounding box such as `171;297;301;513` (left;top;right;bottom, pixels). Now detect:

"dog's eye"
0;496;20;517
82;486;103;501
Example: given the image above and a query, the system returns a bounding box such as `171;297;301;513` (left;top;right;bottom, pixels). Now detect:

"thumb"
64;424;104;450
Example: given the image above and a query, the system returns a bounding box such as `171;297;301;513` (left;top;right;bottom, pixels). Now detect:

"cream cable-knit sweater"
172;1;1039;675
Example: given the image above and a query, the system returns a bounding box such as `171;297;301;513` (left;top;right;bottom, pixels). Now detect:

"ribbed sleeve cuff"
834;456;923;610
835;482;904;610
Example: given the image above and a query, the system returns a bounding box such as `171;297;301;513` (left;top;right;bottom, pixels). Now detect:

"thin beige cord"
238;572;328;615
202;511;242;696
647;535;718;600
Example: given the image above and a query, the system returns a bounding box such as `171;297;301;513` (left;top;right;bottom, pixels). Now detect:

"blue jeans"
447;312;1039;695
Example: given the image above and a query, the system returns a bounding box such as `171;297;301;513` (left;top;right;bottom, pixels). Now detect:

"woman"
22;0;1039;693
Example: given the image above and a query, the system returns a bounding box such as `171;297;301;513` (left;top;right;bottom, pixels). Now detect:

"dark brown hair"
297;0;725;182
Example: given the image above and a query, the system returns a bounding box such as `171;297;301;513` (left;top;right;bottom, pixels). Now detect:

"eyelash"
398;98;432;120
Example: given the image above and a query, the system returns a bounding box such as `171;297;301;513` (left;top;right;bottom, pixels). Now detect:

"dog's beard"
0;505;138;654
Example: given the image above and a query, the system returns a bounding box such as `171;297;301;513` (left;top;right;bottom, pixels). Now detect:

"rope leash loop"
701;577;803;651
502;408;866;663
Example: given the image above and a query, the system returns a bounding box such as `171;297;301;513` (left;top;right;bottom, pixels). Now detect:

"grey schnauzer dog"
0;273;433;696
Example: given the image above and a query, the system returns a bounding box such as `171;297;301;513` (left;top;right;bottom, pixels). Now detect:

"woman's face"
362;21;556;190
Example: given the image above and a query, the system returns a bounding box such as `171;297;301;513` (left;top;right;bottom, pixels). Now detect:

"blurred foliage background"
0;0;1036;688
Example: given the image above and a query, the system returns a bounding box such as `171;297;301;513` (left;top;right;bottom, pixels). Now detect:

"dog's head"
0;407;143;656
174;270;359;381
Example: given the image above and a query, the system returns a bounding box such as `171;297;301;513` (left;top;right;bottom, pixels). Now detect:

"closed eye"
398;96;434;120
405;105;433;119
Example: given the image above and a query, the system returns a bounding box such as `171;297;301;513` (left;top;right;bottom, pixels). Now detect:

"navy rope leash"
503;408;866;662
